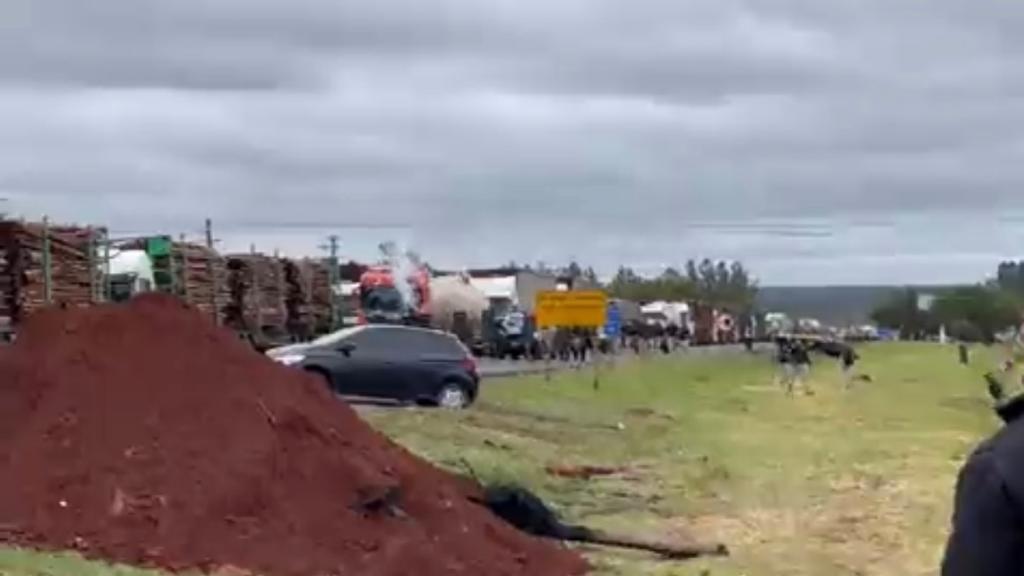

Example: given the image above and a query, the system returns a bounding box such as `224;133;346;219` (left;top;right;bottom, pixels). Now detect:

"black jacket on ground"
942;416;1024;575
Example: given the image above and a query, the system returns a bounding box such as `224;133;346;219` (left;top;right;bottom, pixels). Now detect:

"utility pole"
88;227;97;303
205;218;220;324
323;235;341;330
205;218;214;249
41;216;52;305
179;233;189;304
102;229;111;302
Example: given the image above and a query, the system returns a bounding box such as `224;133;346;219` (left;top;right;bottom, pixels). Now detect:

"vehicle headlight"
274;354;306;366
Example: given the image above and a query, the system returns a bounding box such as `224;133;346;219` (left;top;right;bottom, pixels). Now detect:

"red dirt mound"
0;295;588;576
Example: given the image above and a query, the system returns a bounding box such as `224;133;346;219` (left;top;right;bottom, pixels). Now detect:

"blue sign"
604;301;622;338
876;328;900;342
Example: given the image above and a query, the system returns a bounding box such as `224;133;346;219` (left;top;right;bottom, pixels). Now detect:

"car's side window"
376;330;441;356
347;330;387;354
412;332;462;356
345;329;461;357
424;334;459;356
388;331;423;355
439;336;467;356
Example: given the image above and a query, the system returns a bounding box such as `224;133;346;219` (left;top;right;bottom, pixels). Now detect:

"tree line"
871;261;1024;343
554;259;758;312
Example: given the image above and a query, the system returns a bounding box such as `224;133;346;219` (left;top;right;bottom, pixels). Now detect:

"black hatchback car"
267;324;479;408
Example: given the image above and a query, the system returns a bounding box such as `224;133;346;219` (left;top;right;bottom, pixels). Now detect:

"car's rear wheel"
436;382;471;409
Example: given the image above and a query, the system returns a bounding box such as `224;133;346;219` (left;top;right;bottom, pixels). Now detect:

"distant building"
464;268;559;314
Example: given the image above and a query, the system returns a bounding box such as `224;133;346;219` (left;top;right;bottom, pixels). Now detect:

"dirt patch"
462;414;578;444
0;295;587;576
683;473;931;575
625;408;676;422
546;465;628;480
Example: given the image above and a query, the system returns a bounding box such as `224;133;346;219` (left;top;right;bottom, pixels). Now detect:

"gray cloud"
4;0;1024;284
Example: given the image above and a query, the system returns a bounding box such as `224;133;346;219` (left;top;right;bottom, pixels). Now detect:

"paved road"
476;358;558;379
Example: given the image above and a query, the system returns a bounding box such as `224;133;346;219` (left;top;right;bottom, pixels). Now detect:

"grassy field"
0;343;1003;575
366;343;999;576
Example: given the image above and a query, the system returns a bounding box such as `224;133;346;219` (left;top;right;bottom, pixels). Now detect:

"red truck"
357;264;432;325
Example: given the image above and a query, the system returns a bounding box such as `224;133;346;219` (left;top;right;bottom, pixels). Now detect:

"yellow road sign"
535;290;608;328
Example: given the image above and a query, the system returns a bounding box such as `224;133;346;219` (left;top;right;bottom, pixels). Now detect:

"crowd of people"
773;335;861;395
536;325;869;386
533;323;695;368
620;321;692;355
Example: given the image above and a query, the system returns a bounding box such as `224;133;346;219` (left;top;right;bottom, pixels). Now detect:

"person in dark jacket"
774;336;793;388
788;340;812;395
666;323;680;347
818;340;860;388
943;366;1024;576
840;345;859;387
942;419;1024;574
582;331;595;362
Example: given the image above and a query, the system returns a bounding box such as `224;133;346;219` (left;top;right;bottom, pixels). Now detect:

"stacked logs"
49;224;106;302
281;259;333;340
171;243;230;325
309;261;333;333
225;254;288;338
119;238;230;325
0;223;335;342
0;221;99;329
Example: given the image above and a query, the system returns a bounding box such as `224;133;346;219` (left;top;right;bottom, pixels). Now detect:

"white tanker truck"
429;273;490;346
428;273;540;358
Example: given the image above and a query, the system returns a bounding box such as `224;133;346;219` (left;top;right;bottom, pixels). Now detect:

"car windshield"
499;312;525;334
361;287;404;314
311;326;364;347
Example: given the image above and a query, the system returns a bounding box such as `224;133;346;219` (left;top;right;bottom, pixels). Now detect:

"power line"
216;220;413;231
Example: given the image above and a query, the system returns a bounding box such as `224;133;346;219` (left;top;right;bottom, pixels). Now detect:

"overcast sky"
4;1;1024;285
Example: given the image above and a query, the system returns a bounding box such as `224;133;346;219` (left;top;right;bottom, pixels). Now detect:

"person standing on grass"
840;344;859;388
583;330;595;363
570;329;585;369
788;339;813;395
666;322;680;349
817;339;860;388
774;336;794;388
942;389;1024;575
